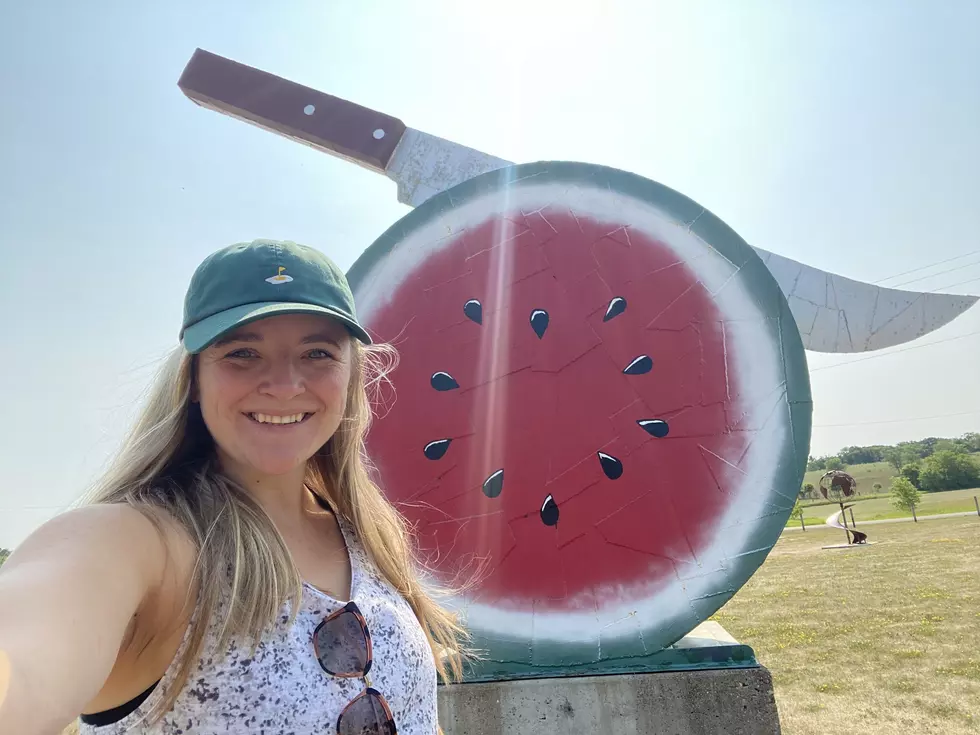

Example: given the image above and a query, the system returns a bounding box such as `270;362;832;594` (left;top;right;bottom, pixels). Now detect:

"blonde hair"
71;338;470;728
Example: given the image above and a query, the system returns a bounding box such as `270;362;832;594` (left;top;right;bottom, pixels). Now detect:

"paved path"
783;510;978;532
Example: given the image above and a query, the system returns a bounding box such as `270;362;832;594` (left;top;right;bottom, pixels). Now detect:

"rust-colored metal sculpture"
819;470;868;544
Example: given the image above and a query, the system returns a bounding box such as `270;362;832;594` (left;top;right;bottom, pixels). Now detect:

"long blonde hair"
73;338;470;727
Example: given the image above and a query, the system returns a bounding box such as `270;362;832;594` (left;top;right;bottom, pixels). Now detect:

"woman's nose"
258;359;304;399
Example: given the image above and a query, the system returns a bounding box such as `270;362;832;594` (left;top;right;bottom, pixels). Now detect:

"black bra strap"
79;679;160;726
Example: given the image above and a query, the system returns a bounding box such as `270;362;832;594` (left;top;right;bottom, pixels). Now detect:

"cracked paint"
349;162;811;678
757;250;978;352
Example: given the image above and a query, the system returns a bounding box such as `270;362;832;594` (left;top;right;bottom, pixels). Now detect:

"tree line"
808;433;980;471
806;432;980;493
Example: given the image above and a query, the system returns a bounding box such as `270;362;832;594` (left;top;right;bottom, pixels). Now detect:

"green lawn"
787;487;980;528
712;517;980;734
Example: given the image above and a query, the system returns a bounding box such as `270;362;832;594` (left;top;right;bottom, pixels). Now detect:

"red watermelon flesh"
363;210;749;612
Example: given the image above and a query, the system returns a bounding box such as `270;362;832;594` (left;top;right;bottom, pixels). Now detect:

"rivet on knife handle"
177;48;406;173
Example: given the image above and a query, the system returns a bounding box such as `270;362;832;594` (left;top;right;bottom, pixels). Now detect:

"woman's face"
195;313;353;482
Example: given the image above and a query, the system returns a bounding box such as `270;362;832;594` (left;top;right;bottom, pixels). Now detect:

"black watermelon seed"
464;299;483;324
423;439;452;460
540;494;560;526
598;451;624;480
483;469;504;498
637;419;669;438
623;355;653;375
431;372;460;391
603;297;627;322
530;309;549;339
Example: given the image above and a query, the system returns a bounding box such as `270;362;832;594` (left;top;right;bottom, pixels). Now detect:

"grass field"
803;461;897;494
787;487;980;528
712;517;980;734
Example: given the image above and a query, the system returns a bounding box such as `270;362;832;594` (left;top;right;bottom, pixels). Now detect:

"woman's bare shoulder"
17;502;200;617
5;503;185;573
75;502;196;568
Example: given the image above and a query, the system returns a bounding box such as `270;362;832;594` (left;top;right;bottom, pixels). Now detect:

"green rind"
460;641;759;683
347;161;813;680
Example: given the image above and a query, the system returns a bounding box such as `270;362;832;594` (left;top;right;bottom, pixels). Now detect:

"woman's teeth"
248;413;308;425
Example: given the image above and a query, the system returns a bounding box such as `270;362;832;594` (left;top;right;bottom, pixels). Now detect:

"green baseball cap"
180;239;372;353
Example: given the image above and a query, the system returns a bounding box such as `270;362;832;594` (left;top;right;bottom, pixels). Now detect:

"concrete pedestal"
437;623;781;735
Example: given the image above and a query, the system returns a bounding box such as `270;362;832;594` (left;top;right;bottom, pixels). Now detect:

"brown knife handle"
177;48;406;172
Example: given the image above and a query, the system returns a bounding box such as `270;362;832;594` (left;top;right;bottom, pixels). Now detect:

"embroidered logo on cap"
265;266;294;285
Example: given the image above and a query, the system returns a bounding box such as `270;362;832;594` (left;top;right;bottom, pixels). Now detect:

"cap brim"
182;302;373;354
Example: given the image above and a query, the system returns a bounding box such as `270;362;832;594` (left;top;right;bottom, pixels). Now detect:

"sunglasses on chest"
313;600;397;735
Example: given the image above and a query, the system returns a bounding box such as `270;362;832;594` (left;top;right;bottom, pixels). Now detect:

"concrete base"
437;665;781;734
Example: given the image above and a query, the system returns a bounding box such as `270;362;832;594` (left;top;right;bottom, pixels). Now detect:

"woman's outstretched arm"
0;504;168;735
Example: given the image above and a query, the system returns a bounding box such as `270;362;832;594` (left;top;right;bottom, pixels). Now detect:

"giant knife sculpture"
177;49;975;352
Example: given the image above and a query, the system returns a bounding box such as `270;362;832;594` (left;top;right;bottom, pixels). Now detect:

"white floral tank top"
78;513;438;734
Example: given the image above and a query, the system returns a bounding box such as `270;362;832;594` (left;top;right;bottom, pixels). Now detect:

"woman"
0;239;468;734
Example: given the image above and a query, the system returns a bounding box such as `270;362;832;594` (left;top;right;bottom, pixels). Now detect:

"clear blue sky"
2;1;978;547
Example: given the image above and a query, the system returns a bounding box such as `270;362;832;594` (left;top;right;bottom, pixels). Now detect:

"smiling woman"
195;314;355;482
0;240;466;735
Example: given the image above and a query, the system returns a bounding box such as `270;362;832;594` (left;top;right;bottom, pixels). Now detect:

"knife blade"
177;48;977;354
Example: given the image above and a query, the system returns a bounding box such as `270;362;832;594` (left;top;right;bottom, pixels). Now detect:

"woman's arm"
0;504;170;735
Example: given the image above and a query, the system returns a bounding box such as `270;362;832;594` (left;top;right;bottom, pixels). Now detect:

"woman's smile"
244;412;314;426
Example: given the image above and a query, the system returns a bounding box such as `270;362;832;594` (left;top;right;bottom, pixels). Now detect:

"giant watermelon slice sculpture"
347;161;812;680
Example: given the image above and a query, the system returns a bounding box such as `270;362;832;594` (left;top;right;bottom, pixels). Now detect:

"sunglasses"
313;601;398;735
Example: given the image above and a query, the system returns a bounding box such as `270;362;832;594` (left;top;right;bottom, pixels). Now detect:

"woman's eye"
307;348;333;360
225;348;256;360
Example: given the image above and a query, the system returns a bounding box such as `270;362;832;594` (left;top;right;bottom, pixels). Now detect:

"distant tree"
801;482;816;499
883;448;904;471
896;440;933;464
949;437;977;454
919;451;980;492
960;432;980;453
791;498;807;531
0;548;9;568
890;476;922;521
807;457;827;472
883;447;919;472
838;445;885;465
824;456;845;471
901;463;922;489
872;483;883;493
